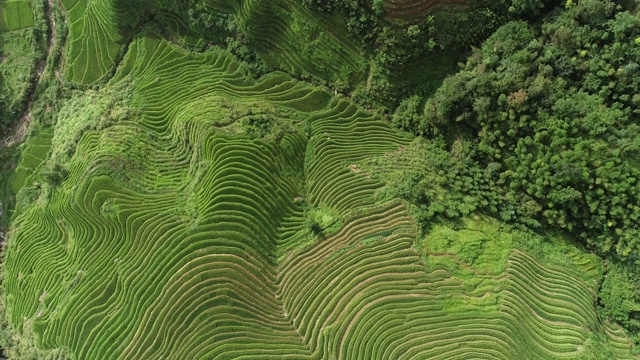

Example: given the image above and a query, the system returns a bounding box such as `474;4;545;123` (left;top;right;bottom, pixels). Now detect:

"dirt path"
0;0;57;149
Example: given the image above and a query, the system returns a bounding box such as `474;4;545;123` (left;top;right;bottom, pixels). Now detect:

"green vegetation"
421;216;633;359
0;144;19;226
1;0;640;358
0;0;45;133
2;35;416;358
600;261;640;345
0;1;34;32
62;0;124;83
387;1;640;341
9;129;51;194
395;0;640;257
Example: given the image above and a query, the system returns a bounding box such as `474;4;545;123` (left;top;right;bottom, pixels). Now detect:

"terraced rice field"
9;129;52;194
500;251;632;358
61;0;123;83
61;0;366;86
0;0;34;32
4;31;637;358
209;0;366;86
246;0;365;85
384;0;466;24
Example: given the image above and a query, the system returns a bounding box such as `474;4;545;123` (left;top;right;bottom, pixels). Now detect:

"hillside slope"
2;33;636;359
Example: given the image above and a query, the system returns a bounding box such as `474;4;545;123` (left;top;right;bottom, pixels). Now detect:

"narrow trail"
0;0;57;149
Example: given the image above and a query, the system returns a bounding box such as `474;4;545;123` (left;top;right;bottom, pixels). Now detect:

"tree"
396;0;640;261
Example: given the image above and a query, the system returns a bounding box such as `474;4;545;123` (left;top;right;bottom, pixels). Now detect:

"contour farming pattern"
4;35;636;359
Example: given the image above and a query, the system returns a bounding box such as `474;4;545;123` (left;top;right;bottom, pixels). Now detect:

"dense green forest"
0;0;639;358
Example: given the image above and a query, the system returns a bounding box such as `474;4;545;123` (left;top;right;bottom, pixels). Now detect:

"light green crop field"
0;0;34;32
9;128;52;194
4;30;637;358
61;0;123;84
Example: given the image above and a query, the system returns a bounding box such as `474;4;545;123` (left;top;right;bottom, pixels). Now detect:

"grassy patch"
0;1;34;32
422;214;513;275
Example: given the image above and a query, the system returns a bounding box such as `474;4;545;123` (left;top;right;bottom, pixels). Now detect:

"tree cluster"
399;0;640;259
301;0;383;45
599;261;640;344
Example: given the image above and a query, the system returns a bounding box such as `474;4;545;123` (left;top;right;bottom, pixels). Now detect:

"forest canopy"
394;0;640;259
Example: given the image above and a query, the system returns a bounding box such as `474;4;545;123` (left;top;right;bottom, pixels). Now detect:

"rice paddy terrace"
0;0;34;32
61;0;123;83
221;0;366;86
60;0;366;86
1;1;639;359
3;30;637;358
